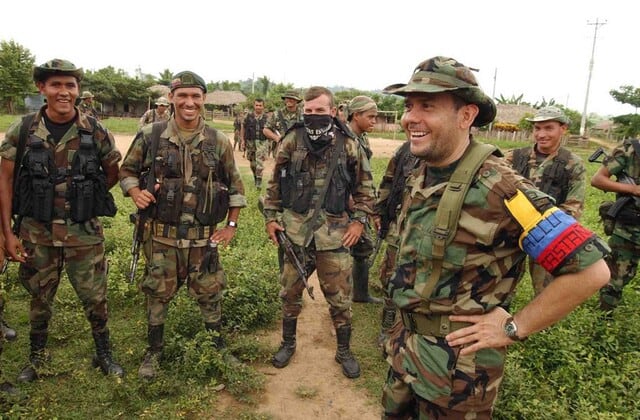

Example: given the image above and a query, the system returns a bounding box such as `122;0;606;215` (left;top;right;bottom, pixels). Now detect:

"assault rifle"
276;230;315;300
588;146;640;216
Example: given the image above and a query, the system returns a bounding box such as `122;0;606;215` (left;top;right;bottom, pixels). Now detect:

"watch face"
505;320;517;338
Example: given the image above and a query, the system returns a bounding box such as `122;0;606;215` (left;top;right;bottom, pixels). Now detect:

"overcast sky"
2;0;637;117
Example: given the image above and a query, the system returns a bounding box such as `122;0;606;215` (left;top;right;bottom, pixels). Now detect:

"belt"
400;310;471;337
153;222;213;240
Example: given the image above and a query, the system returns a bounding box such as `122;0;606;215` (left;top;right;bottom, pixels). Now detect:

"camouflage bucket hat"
526;106;570;125
80;91;94;99
170;71;207;93
347;95;377;117
383;56;496;127
33;58;84;83
155;96;170;106
281;90;302;102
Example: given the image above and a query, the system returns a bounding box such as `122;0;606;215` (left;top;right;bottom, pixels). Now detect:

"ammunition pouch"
290;172;313;214
14;138;55;222
616;204;640;225
155;177;183;224
325;162;350;214
195;180;229;225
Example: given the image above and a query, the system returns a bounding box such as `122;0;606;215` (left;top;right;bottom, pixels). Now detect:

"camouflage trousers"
350;225;374;259
528;258;555;296
233;131;241;151
599;234;640;309
252;139;269;179
18;241;109;333
379;243;399;308
382;321;503;417
280;241;353;328
141;239;226;326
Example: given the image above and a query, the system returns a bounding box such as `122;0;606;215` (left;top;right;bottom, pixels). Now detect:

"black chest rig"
512;146;571;205
152;125;230;226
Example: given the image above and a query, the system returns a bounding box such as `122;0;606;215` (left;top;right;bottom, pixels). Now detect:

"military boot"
0;380;19;396
1;320;17;342
335;324;360;379
138;324;164;380
17;330;48;383
352;258;382;304
377;305;397;349
272;317;297;368
92;330;124;377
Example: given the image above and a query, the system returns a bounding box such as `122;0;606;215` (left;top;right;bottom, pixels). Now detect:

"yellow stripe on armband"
504;190;556;248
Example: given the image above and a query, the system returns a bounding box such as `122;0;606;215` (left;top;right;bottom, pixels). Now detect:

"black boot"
1;320;17;342
352;258;382;304
138;324;164;380
17;331;48;383
272;317;297;368
378;305;397;349
335;324;360;379
92;330;124;377
0;380;18;396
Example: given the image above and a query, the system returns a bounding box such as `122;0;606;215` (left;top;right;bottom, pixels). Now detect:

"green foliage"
610;85;640;111
612;113;640;139
83;67;154;107
0;40;36;113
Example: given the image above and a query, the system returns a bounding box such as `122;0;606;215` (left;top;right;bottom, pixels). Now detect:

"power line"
580;18;607;137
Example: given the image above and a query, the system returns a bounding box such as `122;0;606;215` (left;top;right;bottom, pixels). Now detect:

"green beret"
33;58;83;83
171;71;207;93
383;56;496;127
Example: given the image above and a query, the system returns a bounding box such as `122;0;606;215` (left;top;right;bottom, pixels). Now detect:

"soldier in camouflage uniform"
233;111;242;151
139;96;171;128
240;98;269;189
374;140;417;346
346;95;382;304
504;106;586;295
591;138;640;311
263;90;304;158
78;90;99;119
119;71;247;380
0;59;124;383
380;56;610;418
263;86;376;379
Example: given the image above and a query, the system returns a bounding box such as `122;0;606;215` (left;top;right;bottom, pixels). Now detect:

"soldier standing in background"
262;86;376;379
591;138;640;311
78;90;99;119
119;71;246;379
504;106;586;295
346;95;382;304
263;90;304;158
0;59;124;383
233;111;242;151
380;56;609;418
139;97;171;128
241;98;269;189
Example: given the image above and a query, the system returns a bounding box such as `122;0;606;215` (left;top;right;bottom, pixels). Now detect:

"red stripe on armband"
535;223;593;273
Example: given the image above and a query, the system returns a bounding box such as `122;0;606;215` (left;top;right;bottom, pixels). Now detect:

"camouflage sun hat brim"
81;91;94;99
383;56;497;127
525;106;570;125
281;91;302;102
33;58;83;82
155;97;170;106
170;71;207;93
347;95;378;117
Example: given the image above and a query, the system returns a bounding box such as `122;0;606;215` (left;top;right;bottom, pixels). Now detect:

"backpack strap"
424;140;498;301
511;147;530;178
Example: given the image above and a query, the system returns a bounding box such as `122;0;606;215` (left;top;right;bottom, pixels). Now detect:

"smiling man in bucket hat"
379;56;609;418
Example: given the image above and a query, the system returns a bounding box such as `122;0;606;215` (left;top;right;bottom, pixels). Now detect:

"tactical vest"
244;113;267;140
279;128;350;215
512;147;571;205
152;122;230;226
381;142;416;234
12;114;116;225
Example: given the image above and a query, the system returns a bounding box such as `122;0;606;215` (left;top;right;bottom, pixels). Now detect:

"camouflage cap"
170;71;207;93
347;95;378;117
155;96;170;106
383;56;496;127
526;106;570;125
281;90;302;102
80;91;94;99
33;58;84;83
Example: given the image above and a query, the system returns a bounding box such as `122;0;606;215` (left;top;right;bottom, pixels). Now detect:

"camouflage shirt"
139;109;170;128
265;106;303;137
504;145;586;219
78;102;99;119
263;127;376;250
602;139;640;242
119;117;246;248
0;107;121;247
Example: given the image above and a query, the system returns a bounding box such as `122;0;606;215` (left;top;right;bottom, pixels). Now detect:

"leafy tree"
83;67;153;108
610;85;640;112
612;113;640;138
496;93;527;105
0;40;36;113
158;69;173;86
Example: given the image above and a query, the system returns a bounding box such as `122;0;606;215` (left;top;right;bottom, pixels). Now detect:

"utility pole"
580;18;606;137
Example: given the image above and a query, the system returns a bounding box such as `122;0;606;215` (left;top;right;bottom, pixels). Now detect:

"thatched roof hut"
149;84;170;97
495;104;536;124
205;90;247;106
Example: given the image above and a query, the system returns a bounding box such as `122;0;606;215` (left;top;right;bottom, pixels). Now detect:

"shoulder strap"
424;141;497;301
146;121;166;191
13;113;37;191
302;132;346;247
511;147;530;177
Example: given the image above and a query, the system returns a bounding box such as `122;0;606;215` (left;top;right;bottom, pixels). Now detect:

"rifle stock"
589;146;640;207
276;230;315;300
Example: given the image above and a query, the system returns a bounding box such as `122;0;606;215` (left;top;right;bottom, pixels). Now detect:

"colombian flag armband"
504;190;593;273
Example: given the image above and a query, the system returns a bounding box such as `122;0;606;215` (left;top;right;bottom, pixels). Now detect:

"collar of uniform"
167;117;205;148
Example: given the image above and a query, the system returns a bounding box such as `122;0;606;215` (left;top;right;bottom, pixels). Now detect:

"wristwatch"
227;220;238;228
503;317;526;342
353;215;368;225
